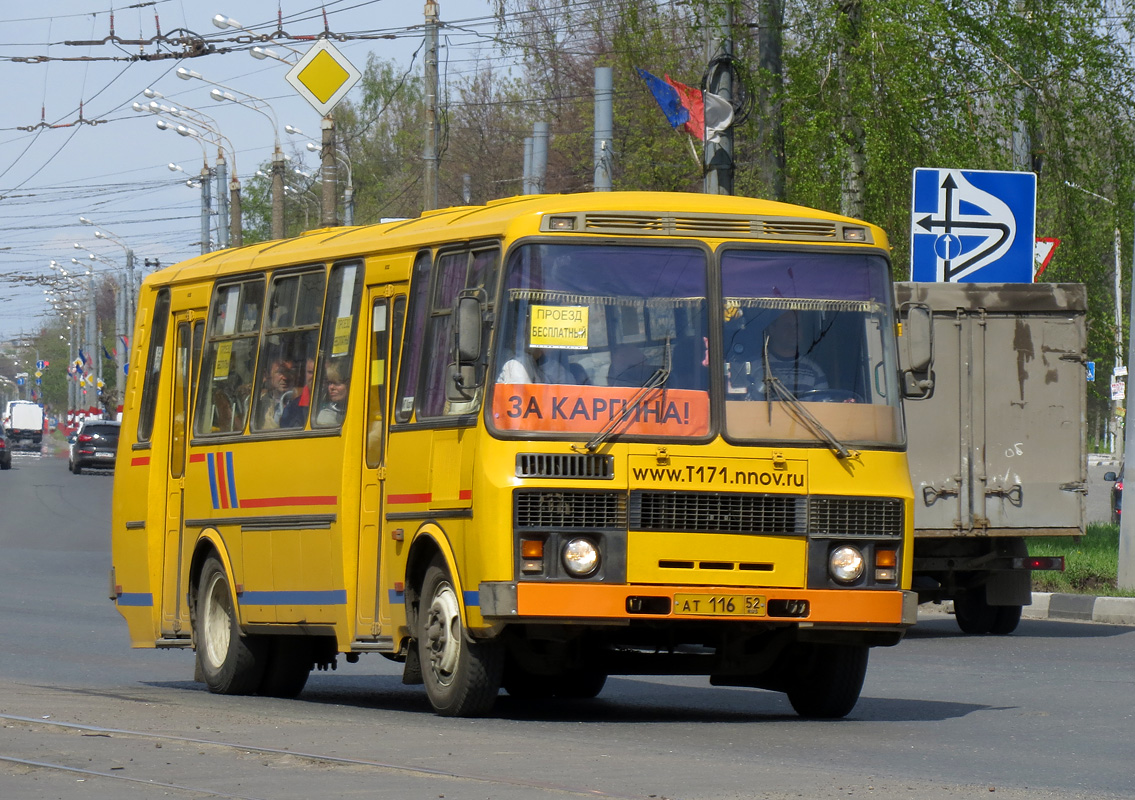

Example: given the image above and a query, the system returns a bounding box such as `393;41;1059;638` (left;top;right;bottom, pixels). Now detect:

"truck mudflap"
479;582;916;628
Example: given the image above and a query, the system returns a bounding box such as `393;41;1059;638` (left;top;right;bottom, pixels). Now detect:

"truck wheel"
195;556;266;694
989;604;1023;635
784;643;869;719
953;590;996;634
416;556;503;716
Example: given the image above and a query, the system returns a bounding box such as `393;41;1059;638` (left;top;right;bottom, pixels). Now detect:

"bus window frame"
250;264;328;434
136;288;171;445
310;259;365;431
483;236;716;445
191;275;267;441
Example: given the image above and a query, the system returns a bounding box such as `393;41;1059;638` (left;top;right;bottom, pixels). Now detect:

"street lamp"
177;66;288;240
79;217;136;357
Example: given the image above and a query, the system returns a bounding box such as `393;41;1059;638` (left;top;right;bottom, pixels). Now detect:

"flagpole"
686;135;701;167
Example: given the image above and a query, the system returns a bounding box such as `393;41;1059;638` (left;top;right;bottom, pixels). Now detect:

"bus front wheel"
195;556;266;695
784;642;868;719
416;557;503;717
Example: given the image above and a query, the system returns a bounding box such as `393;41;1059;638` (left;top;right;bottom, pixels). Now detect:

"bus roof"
145;191;889;289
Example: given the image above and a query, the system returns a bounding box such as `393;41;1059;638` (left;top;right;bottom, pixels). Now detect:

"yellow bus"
111;191;925;718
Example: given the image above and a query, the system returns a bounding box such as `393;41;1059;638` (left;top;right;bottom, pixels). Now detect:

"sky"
0;0;504;342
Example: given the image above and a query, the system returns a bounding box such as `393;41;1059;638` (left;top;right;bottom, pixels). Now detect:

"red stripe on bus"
240;496;338;508
130;456;150;466
189;453;206;463
387;493;432;505
214;452;230;509
459;489;472;500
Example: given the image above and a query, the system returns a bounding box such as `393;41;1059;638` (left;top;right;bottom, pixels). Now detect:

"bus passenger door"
356;292;402;637
160;314;200;637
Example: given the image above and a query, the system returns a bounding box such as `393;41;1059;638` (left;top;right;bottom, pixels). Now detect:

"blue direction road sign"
910;168;1036;283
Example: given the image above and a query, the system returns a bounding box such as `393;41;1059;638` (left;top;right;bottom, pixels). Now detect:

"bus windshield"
490;242;710;440
719;249;904;447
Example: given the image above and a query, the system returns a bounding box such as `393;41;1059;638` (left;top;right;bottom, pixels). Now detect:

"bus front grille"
629;491;808;535
514;490;627;529
808;497;904;538
516;453;614;480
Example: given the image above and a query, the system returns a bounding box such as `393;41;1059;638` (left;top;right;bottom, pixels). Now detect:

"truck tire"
784;643;869;719
989;604;1023;635
953;589;996;634
195;556;266;694
416;556;503;716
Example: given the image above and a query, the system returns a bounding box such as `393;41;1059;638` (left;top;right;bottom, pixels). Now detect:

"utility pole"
423;0;440;210
271;149;286;239
199;164;212;255
321;115;338;227
532;122;548;193
594;67;613;191
704;2;734;195
215;153;230;248
757;0;785;200
1123;193;1135;590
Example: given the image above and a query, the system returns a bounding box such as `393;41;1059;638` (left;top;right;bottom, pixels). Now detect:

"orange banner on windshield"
491;384;710;436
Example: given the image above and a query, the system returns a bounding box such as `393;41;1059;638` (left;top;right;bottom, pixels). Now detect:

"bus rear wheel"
416;557;503;717
784;643;869;719
259;637;312;698
195;556;265;695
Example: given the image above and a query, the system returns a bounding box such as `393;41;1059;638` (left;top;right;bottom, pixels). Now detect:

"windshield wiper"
762;335;854;460
577;337;672;454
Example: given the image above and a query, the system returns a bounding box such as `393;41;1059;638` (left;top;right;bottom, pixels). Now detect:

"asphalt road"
0;443;1132;800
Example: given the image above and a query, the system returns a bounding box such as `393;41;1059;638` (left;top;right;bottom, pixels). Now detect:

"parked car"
1104;464;1123;525
0;424;11;470
68;420;120;474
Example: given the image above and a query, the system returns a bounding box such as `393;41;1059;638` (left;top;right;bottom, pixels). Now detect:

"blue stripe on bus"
384;590;479;607
117;593;154;607
240;590;348;605
206;456;220;509
226;450;239;509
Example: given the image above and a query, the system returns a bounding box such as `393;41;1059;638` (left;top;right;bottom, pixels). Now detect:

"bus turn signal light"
875;550;897;568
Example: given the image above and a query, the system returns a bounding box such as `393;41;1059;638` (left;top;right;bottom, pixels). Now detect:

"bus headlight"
562;537;600;577
829;545;864;584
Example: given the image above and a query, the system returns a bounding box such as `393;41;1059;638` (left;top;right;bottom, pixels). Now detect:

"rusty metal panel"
896;283;1086;536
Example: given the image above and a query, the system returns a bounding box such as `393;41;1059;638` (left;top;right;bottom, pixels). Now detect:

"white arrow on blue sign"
910;168;1036;283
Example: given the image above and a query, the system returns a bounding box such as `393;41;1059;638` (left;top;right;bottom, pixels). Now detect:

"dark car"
69;420;120;474
0;424;11;470
1104;464;1123;524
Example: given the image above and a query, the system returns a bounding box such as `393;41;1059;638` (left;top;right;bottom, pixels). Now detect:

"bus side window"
251;269;326;432
137;289;171;443
193;279;264;436
365;296;401;468
420;246;500;418
394;251;432;423
312;261;363;429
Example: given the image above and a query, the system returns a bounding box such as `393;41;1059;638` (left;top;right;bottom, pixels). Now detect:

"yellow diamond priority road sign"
285;39;361;117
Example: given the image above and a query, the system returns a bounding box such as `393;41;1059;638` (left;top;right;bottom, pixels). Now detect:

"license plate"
673;593;766;617
95;452;114;458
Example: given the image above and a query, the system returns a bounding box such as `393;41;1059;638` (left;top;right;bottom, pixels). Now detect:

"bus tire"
417;557;503;717
195;556;266;695
953;589;996;635
785;643;869;719
555;670;607;700
989;604;1023;635
259;637;312;698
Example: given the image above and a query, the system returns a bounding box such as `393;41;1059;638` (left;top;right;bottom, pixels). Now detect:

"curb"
921;593;1135;627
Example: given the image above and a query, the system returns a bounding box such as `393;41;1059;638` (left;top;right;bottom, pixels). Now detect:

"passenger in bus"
315;361;349;425
280;357;315;428
747;310;828;398
257;357;296;429
497;346;575;384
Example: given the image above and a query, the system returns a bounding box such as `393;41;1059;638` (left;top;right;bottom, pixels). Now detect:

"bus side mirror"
447;290;485;402
901;304;934;399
